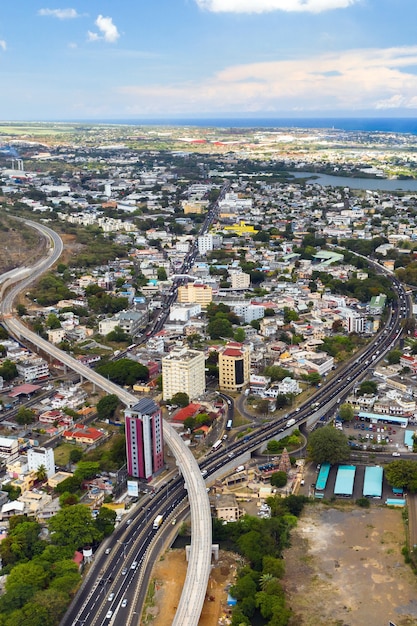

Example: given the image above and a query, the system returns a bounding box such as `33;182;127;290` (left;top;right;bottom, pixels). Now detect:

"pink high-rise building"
125;398;164;481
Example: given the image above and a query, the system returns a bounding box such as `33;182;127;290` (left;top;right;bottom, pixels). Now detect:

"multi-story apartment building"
218;341;251;392
162;345;205;401
27;447;55;479
125;398;164;481
16;357;49;383
177;283;213;307
230;272;250;290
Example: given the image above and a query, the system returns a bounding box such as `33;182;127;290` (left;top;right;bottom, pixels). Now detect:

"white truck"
286;418;296;428
153;514;163;530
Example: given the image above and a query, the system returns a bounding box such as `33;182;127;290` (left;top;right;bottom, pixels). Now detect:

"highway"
0;210;409;625
0;219;212;626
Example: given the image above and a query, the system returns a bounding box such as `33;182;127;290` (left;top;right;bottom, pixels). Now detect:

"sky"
1;0;417;120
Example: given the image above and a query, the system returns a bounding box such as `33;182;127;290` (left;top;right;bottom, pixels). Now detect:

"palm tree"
259;573;276;591
36;464;47;482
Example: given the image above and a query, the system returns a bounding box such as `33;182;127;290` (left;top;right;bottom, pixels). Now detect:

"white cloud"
195;0;359;13
38;8;81;19
0;40;6;52
88;15;120;43
117;45;417;114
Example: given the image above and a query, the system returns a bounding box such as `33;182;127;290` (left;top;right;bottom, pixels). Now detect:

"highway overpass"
0;219;212;626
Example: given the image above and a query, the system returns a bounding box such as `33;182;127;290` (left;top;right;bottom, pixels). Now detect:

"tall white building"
162;346;205;401
198;234;214;255
346;311;366;334
27;447;55;479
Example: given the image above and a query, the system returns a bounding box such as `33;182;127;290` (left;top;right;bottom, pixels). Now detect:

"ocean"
76;117;417;135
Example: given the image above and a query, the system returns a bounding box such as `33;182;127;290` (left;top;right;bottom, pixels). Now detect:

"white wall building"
16;357;49;383
198;234;214;255
162;346;205;401
27;447;56;479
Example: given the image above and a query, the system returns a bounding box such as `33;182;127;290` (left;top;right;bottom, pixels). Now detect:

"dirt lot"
283;504;417;626
145;504;417;626
143;548;241;626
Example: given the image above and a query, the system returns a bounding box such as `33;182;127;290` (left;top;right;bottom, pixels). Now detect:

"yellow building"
219;341;251;392
182;200;208;214
178;283;213;307
224;221;258;236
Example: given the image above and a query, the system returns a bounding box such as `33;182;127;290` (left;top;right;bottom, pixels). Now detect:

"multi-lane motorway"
0;189;231;626
0;219;213;626
0;211;410;625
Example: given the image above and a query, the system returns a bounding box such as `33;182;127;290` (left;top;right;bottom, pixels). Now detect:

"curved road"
0;219;212;626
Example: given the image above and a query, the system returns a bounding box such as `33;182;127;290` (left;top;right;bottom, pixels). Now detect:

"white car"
121;599;128;608
392;452;401;457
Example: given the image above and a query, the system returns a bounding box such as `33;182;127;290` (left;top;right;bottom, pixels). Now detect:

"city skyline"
0;1;417;120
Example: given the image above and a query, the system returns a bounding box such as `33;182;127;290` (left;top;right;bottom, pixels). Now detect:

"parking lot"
341;417;412;454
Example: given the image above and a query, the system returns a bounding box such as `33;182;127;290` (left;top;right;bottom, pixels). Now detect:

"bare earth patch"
145;549;240;626
283;504;417;626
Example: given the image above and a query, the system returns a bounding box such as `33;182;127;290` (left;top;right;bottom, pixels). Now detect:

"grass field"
53;442;77;466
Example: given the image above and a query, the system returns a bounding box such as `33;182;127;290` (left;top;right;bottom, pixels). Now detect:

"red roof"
223;349;242;357
9;384;41;397
173;403;202;422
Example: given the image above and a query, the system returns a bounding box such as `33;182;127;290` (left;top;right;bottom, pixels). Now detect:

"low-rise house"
63;425;105;446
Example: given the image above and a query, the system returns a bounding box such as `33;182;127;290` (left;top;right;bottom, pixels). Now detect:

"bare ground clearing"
143;548;240;626
283;504;417;626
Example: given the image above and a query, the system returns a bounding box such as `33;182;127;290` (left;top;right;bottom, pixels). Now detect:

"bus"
212;439;222;451
226;419;233;430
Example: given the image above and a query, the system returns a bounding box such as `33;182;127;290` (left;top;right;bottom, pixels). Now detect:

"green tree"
48;504;101;550
387;349;402;365
339;403;354;422
283;307;299;324
74;461;100;480
35;465;47;482
234;327;246;342
157;267;167;281
270;471;288;488
5;561;49;595
15;406;36;426
59;492;79;507
96;359;148;385
96;394;120;420
106;326;129;342
95;507;117;537
69;448;83;464
207;317;233;339
170;392;189;408
16;304;27;317
385;460;417;492
46;313;61;329
357;380;378;396
0;359;18;381
307;426;350;464
302;371;322;386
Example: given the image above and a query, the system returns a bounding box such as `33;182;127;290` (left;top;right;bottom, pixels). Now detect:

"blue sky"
1;1;417;120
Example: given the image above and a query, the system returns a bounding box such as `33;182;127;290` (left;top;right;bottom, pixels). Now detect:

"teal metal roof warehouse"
334;465;356;497
316;463;331;491
363;466;383;498
357;411;408;427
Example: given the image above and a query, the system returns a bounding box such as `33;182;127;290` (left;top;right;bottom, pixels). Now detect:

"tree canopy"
307;426;351;464
96;358;148;386
385;460;417;492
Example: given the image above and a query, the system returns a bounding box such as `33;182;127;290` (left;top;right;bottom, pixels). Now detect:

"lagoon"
290;171;417;192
